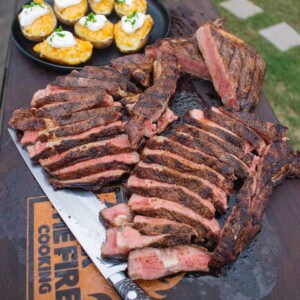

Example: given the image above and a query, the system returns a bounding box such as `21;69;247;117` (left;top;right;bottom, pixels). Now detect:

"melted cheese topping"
89;0;114;15
23;12;56;36
76;20;114;41
57;0;87;20
19;3;49;27
34;38;93;65
115;0;147;16
79;14;107;31
114;15;153;49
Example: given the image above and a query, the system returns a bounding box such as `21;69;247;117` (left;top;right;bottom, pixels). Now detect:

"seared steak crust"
111;54;154;87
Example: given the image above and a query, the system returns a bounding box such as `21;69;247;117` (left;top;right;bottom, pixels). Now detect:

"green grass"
212;0;300;149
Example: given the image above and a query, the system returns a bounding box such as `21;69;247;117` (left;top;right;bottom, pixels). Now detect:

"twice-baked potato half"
114;0;147;17
18;0;57;42
54;0;88;25
75;13;114;49
34;26;93;65
88;0;114;15
114;12;154;53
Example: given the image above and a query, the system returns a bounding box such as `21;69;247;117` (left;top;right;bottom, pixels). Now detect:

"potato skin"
114;15;154;53
88;0;114;15
74;20;114;49
114;0;147;17
18;3;57;42
33;38;93;65
54;0;88;25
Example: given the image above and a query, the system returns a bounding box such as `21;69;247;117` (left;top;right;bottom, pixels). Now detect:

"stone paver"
220;0;263;19
259;22;300;51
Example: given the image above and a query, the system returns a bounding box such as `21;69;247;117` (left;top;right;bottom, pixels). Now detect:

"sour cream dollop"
121;12;146;34
47;31;76;48
124;0;133;6
19;3;49;27
55;0;82;9
79;15;107;31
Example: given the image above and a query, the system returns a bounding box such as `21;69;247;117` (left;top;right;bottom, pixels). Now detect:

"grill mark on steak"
101;226;192;259
50;152;140;181
141;147;234;194
207;107;266;154
128;246;211;280
99;203;133;228
134;161;227;213
27;122;125;161
219;107;288;143
36;93;113;118
211;141;299;267
197;22;266;111
111;54;154;87
128;194;220;248
133;216;198;238
146;136;236;180
18;107;121;144
40;134;133;172
31;87;110;108
145;35;211;80
184;109;253;152
50;169;129;192
127;175;215;218
177;123;257;168
125;55;180;145
172;132;250;178
75;66;141;94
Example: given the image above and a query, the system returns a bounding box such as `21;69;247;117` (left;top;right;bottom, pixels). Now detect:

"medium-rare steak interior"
100;106;299;281
9;66;141;192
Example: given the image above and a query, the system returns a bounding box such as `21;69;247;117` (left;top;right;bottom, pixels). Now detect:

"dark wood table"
0;1;299;299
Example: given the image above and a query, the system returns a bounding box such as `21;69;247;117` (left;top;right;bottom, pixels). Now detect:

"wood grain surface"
0;1;299;299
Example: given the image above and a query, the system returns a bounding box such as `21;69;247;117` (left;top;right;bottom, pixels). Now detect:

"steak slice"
128;246;211;280
125;54;180;145
146;136;236;180
27;121;125;161
101;226;191;259
50;169;128;192
141;147;234;194
172;132;250;178
31;86;71;108
134;161;227;213
50;152;140;180
133;216;198;238
197;22;266;111
211;141;299;267
128;194;220;247
219;107;288;143
20;107;122;145
127;175;215;218
177;123;258;168
184;109;253;152
156;108;178;134
99;203;133;228
40;134;132;172
207;107;266;154
31;87;113;109
74;66;141;94
111;54;154;87
145;35;211;80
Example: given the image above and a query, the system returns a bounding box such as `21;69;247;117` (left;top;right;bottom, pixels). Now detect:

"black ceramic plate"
12;0;171;71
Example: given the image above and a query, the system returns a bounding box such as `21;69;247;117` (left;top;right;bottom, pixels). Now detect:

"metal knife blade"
8;129;127;279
